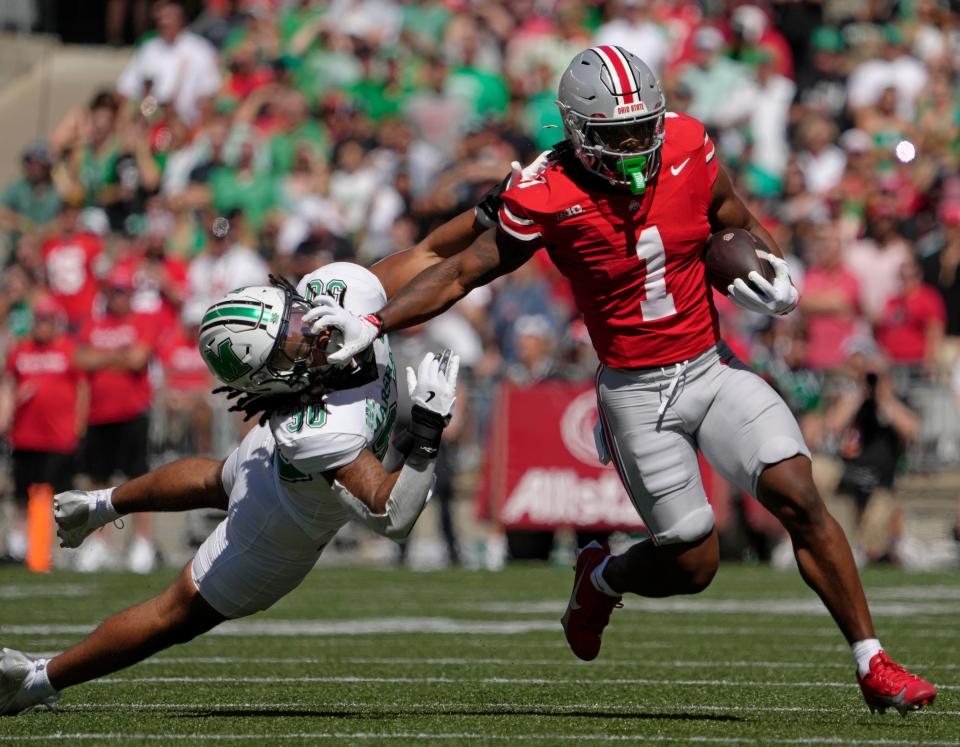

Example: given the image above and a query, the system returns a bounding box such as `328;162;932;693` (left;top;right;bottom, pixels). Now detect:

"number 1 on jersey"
636;226;677;321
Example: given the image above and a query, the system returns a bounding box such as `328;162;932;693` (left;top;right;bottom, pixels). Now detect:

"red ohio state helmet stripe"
592;46;637;104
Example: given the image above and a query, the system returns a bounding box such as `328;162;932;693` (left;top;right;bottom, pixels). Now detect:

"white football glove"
593;420;611;465
302;295;380;367
475;151;554;229
407;350;459;423
512;150;552;185
727;251;799;316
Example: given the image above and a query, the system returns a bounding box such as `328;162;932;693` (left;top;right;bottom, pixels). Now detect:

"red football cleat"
561;541;622;661
858;651;937;716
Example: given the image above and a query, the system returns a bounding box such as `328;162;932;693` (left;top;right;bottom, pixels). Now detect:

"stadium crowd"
1;0;959;571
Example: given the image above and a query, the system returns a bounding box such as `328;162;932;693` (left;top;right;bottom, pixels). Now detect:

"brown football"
704;229;776;295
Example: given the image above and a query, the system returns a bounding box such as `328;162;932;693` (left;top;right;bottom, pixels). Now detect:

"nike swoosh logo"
569;569;587;611
425;391;436;403
670;158;691;176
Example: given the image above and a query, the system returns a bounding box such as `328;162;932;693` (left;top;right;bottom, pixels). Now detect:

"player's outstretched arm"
368;153;552;299
327;350;459;541
370;208;488;299
311;231;535;366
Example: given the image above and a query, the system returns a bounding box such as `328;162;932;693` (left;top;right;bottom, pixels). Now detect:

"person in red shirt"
74;267;158;573
0;296;86;562
40;205;104;331
157;301;213;456
315;46;935;711
112;215;189;333
799;225;864;371
875;256;947;373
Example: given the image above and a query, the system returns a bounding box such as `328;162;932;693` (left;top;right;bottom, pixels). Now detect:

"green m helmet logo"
203;339;252;382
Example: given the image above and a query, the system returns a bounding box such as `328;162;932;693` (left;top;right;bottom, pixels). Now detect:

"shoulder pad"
663;112;709;155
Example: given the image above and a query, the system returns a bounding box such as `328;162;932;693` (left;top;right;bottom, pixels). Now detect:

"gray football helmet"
557;46;666;194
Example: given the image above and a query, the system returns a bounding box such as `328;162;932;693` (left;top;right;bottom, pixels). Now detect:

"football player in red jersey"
310;46;936;714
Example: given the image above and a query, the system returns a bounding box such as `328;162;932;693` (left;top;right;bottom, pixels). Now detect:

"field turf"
0;562;957;745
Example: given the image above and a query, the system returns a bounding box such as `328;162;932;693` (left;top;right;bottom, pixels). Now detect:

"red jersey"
498;113;720;368
41;232;103;329
875;285;946;365
5;337;82;453
79;312;156;425
159;327;211;392
113;253;189;332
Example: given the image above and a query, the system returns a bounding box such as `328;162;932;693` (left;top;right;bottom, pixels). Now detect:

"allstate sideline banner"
475;381;646;531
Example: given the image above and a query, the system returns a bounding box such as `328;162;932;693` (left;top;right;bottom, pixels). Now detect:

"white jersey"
268;262;398;540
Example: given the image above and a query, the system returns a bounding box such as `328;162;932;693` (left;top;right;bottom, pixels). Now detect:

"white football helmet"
557;45;666;194
198;285;319;394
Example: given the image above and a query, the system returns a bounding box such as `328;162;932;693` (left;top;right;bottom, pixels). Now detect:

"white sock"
92;488;120;525
851;638;882;677
24;658;57;700
590;555;621;597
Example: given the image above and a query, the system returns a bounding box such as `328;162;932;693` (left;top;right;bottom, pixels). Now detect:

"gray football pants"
596;342;810;546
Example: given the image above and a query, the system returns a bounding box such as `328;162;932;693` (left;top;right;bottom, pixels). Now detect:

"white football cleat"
53;489;116;549
0;649;59;716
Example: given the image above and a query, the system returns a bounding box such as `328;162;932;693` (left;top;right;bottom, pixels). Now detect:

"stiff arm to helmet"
330;350;459;541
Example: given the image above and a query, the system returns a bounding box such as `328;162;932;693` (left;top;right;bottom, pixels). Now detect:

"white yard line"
0;733;957;745
0;584;91;600
88;675;959;690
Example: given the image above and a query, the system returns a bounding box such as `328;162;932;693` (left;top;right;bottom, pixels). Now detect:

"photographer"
825;338;919;563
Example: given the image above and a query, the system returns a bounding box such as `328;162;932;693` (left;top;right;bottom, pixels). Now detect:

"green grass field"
0;562;957;745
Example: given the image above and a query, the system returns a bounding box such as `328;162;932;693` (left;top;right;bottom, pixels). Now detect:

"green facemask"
617;155;648;195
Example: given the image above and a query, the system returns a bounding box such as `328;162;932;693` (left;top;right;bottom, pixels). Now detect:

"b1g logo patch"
555;204;585;223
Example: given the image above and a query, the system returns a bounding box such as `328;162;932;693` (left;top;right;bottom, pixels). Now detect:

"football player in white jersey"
0;261;460;715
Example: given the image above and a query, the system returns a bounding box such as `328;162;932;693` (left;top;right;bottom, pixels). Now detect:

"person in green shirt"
70;92;122;208
0;143;64;251
207;140;279;232
266;90;329;176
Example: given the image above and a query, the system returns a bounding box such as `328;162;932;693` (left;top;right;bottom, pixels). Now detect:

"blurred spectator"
846;26;927;122
728;4;793;80
503;314;561;387
874;256;946;375
594;0;670;77
795;26;847;123
796;116;845;195
799;227;863;371
112;203;189;331
186;212;269;312
0;297;86;563
844;200;912;320
679;27;754;130
38;205;106;331
825;342;919;562
73;268;158;573
920;202;960;371
156;301;214;457
116;0;221;125
0;143;63;255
